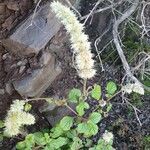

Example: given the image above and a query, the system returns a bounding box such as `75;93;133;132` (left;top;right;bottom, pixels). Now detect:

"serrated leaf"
34;132;46;146
91;84;102;100
70;137;83;150
25;134;35;147
86;121;98;136
77;121;98;137
89;112;102;124
48;137;68;149
25;134;34;141
77;122;88;134
60;116;74;131
85;139;93;147
66;130;77;139
76;102;89;116
16;141;26;149
51;126;64;138
44;133;51;143
68;88;81;103
106;81;117;96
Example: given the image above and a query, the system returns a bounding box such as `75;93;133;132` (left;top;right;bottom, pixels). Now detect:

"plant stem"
83;79;87;99
24;98;49;102
106;90;122;102
94;90;121;112
65;104;78;116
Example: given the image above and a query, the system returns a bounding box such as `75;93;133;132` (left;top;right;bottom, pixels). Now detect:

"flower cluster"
102;130;114;143
122;82;144;95
50;1;96;79
4;100;35;137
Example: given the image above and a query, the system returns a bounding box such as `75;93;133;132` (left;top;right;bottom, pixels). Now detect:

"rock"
2;15;16;30
19;65;26;73
0;3;6;14
2;0;74;56
2;53;10;60
0;89;5;95
39;97;76;126
6;1;20;11
39;52;52;67
13;52;62;97
5;83;13;95
43;103;75;126
49;28;68;53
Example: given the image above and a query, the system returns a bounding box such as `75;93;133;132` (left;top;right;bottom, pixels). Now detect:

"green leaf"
89;147;97;150
89;112;102;124
106;81;117;96
66;130;77;139
24;103;32;112
48;137;68;149
68;88;81;103
85;139;93;147
60;116;74;131
86;121;99;136
91;84;102;100
70;137;83;150
51;126;64;138
0;120;4;128
77;122;88;134
76;102;89;116
16;141;26;149
25;134;35;147
44;133;51;143
77;121;98;137
34;132;46;146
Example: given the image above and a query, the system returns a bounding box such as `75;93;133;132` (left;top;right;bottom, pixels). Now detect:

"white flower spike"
51;1;96;79
4;100;35;137
122;82;144;95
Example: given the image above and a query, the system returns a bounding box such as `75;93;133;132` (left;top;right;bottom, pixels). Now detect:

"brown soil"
0;0;34;118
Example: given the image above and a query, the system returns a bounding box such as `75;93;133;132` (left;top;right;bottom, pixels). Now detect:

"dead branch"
140;1;150;38
113;0;141;83
80;0;124;21
122;94;142;126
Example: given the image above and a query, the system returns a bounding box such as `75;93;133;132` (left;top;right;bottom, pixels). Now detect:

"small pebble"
5;83;13;95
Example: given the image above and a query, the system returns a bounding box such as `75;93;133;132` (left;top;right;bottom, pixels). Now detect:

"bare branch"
113;0;141;83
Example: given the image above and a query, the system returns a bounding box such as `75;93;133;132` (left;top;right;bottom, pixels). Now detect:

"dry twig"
112;0;142;84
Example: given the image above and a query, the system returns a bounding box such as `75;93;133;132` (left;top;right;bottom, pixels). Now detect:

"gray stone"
2;3;60;56
19;65;26;73
5;83;13;95
44;103;75;126
2;0;74;56
13;52;62;97
0;89;5;95
0;3;5;14
39;51;52;67
39;98;76;126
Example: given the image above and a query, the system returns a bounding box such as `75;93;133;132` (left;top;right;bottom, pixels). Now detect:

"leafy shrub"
15;81;117;150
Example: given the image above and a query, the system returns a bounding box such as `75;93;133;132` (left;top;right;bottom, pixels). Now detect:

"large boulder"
13;52;61;97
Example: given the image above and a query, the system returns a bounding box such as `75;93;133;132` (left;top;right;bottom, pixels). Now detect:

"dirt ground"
0;0;150;150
